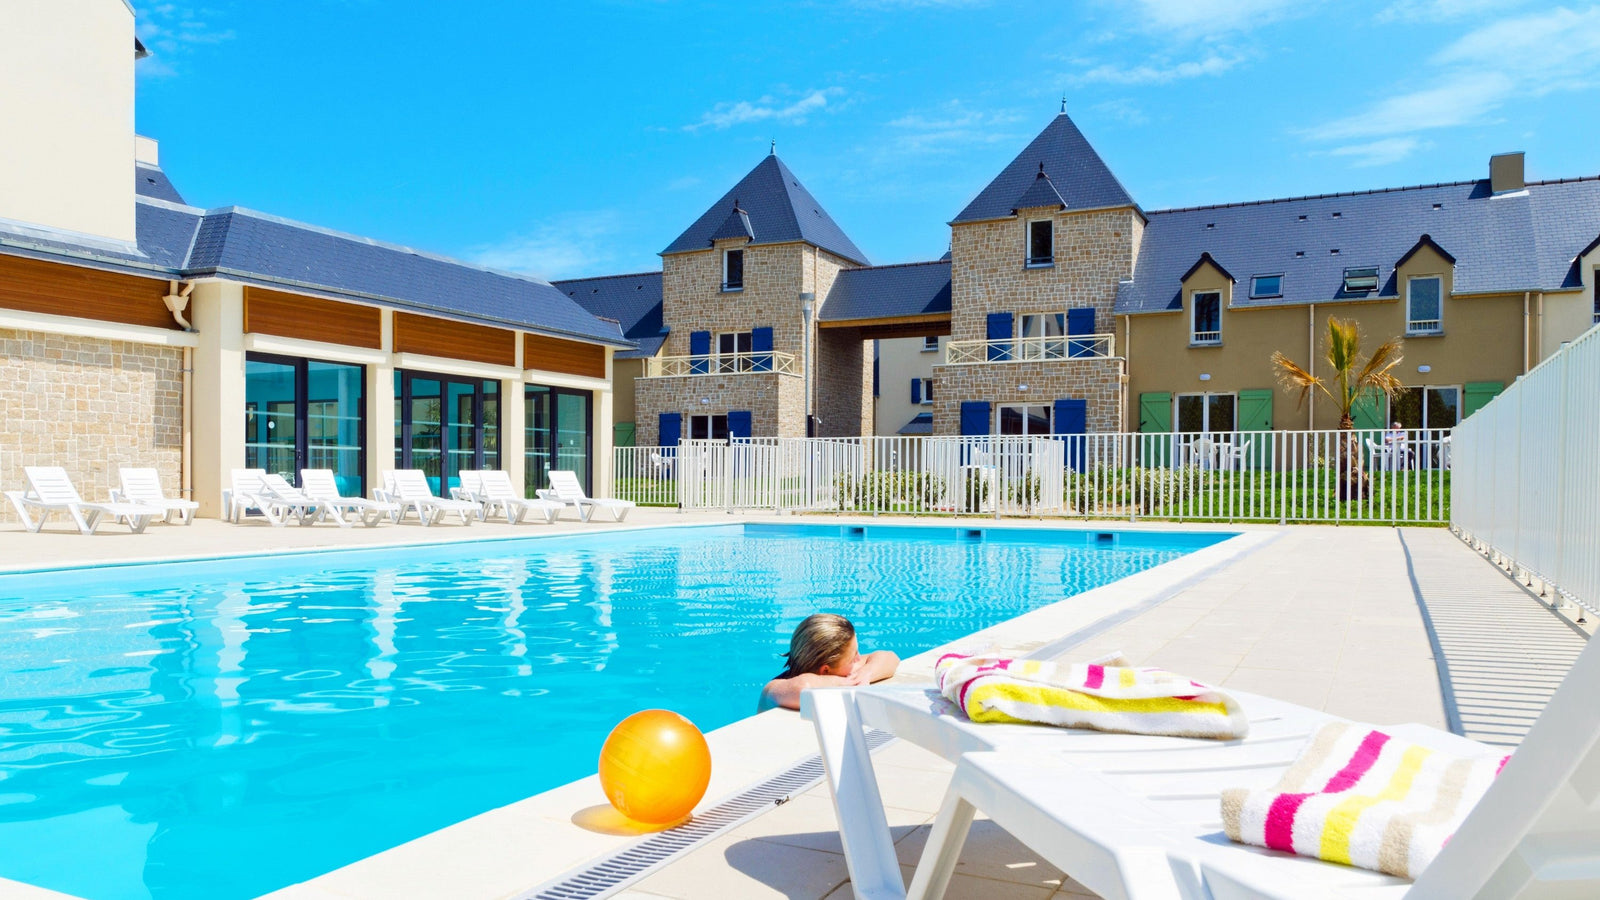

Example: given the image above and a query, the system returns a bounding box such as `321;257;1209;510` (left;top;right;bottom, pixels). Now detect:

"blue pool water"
0;524;1229;900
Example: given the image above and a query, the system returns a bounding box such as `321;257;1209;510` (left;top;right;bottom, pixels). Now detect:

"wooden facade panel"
244;287;382;349
0;254;176;330
394;312;516;367
524;333;606;379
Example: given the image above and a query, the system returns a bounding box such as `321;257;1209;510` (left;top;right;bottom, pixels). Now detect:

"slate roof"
1116;177;1600;315
663;154;870;265
1012;166;1067;213
897;412;933;435
135;163;185;205
553;271;665;359
953;113;1139;224
818;260;951;323
708;204;754;242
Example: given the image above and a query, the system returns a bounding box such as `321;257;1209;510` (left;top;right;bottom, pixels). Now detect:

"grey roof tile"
897;412;933;435
135;163;185;205
553;271;665;359
954;113;1138;224
1012;166;1068;213
708;204;754;242
819;260;951;322
663;154;869;265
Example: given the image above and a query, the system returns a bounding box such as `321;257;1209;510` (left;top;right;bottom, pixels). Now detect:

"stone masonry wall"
661;241;809;358
814;326;871;438
0;328;184;521
634;372;804;445
930;357;1125;435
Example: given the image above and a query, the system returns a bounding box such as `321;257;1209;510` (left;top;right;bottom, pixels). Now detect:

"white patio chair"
259;473;341;527
224;468;286;525
804;629;1600;900
460;469;562;524
300;469;399;527
381;469;479;526
535;469;635;522
1225;438;1253;472
112;467;198;525
5;466;158;534
1365;438;1406;472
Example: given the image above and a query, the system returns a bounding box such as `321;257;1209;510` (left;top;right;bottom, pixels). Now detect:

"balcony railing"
644;350;801;378
945;333;1116;365
1408;319;1443;335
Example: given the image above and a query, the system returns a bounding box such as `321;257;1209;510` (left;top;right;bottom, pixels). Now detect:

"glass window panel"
690;415;709;440
1426;386;1460;429
1251;275;1281;297
245;358;298;480
306;361;364;497
1028;220;1052;263
1409;277;1442;327
1390;387;1424;429
555;390;590;492
481;380;500;472
1026;405;1051;435
408;377;443;485
724;249;744;288
998;406;1024;435
1192;293;1221;337
1207;394;1235;433
525;385;551;495
1176;394;1206;433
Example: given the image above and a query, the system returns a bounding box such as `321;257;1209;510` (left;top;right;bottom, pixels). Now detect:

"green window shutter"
613;422;636;448
1350;390;1385;430
1236;389;1273;431
1138;392;1172;433
1462;381;1504;419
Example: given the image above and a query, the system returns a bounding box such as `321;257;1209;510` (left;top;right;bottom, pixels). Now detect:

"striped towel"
1221;722;1509;879
934;652;1249;740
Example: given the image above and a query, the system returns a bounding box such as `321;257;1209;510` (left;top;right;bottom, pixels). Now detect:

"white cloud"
1307;70;1515;141
883;103;1026;154
1433;6;1600;88
686;88;845;131
1072;54;1241;85
1376;0;1525;23
467;212;626;282
1091;98;1149;126
1121;0;1309;35
133;2;234;78
1327;137;1430;166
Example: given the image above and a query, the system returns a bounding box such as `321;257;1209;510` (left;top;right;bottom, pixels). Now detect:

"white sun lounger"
805;630;1600;900
380;469;480;526
258;473;344;527
537;469;635;522
300;469;398;527
5;466;158;534
458;470;562;525
112;467;198;525
224;468;278;524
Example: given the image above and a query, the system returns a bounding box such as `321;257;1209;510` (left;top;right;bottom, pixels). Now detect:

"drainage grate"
519;729;896;900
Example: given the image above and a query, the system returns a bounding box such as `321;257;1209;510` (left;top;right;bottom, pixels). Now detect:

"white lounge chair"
112;467;198;525
300;469;398;527
804;632;1600;900
5;466;158;534
536;469;635;522
380;469;480;526
259;473;341;527
458;470;562;525
224;468;277;524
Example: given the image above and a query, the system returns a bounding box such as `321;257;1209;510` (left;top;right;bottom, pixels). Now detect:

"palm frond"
1270;350;1328;410
1353;336;1405;397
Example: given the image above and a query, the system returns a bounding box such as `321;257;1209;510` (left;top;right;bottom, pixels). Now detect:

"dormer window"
722;249;744;292
1249;274;1282;299
1407;275;1443;335
1026;219;1054;267
1343;266;1379;293
1191;291;1222;345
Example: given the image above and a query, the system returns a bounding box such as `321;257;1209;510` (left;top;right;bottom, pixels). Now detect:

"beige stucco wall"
0;0;136;243
1122;244;1526;430
612;357;644;427
0;328;183;521
875;336;944;434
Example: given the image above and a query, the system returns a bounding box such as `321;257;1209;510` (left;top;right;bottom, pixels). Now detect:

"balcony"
643;350;801;378
945;334;1115;365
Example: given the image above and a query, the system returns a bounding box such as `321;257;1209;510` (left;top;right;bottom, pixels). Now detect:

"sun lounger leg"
579;502;595;523
72;505;97;535
905;790;976;900
809;691;906;900
5;493;43;533
127;514;151;535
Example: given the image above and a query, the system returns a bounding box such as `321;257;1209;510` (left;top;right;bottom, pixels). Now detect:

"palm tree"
1271;317;1404;499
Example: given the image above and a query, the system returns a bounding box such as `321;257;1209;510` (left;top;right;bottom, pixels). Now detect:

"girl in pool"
759;613;899;711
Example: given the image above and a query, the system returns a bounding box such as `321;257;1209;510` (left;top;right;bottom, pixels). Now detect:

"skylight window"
1250;274;1283;299
1343;266;1379;293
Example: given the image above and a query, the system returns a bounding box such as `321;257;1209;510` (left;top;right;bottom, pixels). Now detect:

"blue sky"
133;1;1600;280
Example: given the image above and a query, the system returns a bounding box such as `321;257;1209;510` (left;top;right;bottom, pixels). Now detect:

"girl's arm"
856;650;900;685
759;672;854;712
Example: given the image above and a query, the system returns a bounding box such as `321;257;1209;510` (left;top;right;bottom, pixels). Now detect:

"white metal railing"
1192;330;1221;345
945;334;1115;365
611;429;1454;523
610;445;678;506
644;351;800;378
1452;323;1599;616
1407;320;1443;335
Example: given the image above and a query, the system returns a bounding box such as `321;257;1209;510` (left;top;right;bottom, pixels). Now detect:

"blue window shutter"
689;331;711;374
728;410;752;439
751;327;773;372
960;401;991;436
986;313;1013;361
1066;308;1096;358
910;378;922;405
658;413;681;449
1053;398;1088;472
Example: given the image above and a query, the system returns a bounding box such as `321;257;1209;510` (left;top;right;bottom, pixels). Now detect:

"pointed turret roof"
1012;164;1068;213
663;154;869;265
954;112;1139;224
708;202;755;242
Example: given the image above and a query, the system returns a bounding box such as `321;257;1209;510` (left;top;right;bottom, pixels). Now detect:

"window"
394;370;497;496
1407;276;1443;334
526;384;592;495
717;331;754;372
689;414;730;441
922;335;940;352
1174;393;1235;433
246;354;366;498
722;249;744;291
1019;313;1068;359
1026;219;1054;267
997;404;1052;435
1343;266;1379;293
1191;291;1222;345
1594;268;1599;324
921;378;934;405
1389;386;1461;431
1249;274;1282;298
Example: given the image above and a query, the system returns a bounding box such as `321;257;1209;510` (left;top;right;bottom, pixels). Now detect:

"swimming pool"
0;523;1230;900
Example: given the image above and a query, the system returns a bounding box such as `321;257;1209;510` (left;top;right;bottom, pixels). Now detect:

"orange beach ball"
598;709;712;824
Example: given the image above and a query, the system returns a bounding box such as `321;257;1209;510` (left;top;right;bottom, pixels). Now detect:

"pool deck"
0;511;1584;900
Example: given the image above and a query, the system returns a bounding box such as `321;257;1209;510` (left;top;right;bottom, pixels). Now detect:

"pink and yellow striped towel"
933;652;1249;740
1221;722;1509;879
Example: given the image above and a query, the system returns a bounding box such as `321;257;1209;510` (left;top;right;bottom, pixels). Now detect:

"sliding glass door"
395;371;500;495
245;353;366;496
526;385;592;495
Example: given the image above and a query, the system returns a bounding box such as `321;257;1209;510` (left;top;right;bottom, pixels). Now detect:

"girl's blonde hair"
783;613;856;677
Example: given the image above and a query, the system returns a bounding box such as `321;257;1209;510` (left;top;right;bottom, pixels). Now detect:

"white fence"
612;428;1455;523
1452;324;1600;615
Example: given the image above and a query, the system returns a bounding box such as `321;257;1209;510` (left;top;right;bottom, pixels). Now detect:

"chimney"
1490;152;1525;194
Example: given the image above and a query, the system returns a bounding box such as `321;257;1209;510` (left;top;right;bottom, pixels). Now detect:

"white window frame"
995;402;1053;436
1173;392;1237;434
921;335;940;352
1249;274;1283;299
721;248;744;292
716;330;753;373
921;378;934;405
1025;219;1054;268
1406;275;1443;335
1190;290;1222;345
1019;312;1068;360
1386;384;1462;431
689;413;730;441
